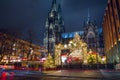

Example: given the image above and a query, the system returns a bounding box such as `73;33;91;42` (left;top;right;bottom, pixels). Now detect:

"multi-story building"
44;0;65;56
0;32;42;68
102;0;120;63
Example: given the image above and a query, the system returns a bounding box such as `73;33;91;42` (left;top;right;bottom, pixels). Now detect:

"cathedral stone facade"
44;0;65;56
61;20;104;56
44;0;104;57
83;20;99;54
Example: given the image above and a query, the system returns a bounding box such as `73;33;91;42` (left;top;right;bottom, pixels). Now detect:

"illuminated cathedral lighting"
43;0;105;67
44;0;65;56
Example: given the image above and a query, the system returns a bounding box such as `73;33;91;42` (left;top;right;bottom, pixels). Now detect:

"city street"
1;69;120;80
0;0;120;80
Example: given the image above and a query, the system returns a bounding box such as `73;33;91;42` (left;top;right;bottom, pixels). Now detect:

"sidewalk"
43;70;58;74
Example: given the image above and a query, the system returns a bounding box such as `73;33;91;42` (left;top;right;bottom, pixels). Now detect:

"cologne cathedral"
44;0;65;56
61;13;104;56
83;16;99;54
44;0;104;59
83;13;104;56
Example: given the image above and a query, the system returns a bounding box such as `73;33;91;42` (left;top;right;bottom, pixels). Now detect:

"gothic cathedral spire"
87;8;90;24
58;3;65;33
44;0;65;56
51;0;57;11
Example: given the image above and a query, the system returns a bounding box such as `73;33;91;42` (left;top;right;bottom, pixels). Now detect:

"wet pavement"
1;70;120;80
13;75;103;80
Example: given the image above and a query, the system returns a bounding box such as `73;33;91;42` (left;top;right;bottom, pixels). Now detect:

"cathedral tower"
44;0;65;56
83;10;99;53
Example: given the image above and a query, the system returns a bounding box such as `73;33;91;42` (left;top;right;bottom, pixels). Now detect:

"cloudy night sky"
0;0;107;45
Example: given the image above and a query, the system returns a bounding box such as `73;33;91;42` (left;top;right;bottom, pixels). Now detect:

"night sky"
0;0;107;45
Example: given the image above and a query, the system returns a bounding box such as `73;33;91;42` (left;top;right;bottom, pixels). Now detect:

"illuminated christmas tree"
43;53;55;68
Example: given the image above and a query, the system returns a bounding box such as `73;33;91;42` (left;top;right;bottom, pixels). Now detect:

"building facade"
44;0;65;56
0;32;42;68
61;16;104;57
102;0;120;63
83;20;99;54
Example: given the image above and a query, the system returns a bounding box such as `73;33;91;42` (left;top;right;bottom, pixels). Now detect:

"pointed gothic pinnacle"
52;0;56;4
58;3;61;12
52;0;57;11
87;8;90;23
